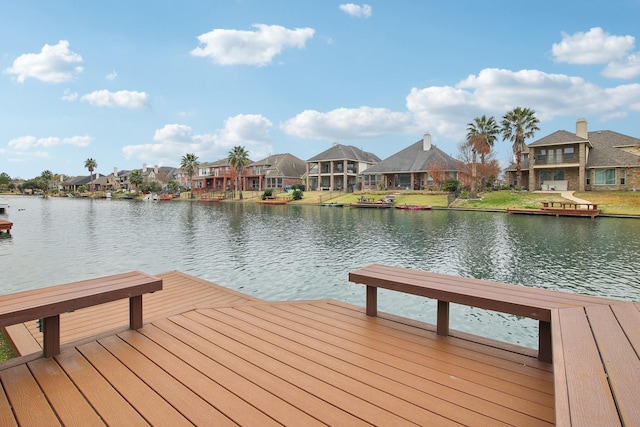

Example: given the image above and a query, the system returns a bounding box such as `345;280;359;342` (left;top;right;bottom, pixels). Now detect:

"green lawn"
451;191;568;210
574;191;640;215
0;332;16;362
291;190;640;216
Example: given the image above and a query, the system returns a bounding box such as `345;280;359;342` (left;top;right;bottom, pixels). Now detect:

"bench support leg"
43;315;60;358
366;286;377;316
538;320;552;363
129;295;143;329
437;300;450;336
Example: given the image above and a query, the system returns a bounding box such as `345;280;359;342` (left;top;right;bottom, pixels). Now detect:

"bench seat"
349;264;618;362
0;271;162;357
349;264;639;426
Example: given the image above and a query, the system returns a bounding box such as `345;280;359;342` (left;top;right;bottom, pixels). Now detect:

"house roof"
361;139;459;174
307;143;381;163
586;130;640;167
528;130;589;147
253;153;306;178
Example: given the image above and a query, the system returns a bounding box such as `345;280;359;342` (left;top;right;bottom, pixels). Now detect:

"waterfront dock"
1;267;638;425
0;219;12;234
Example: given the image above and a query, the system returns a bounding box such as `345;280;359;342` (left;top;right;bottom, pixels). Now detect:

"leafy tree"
227;146;249;200
167;179;181;194
129;169;143;194
84;158;97;193
40;170;53;195
501;107;539;187
467;115;500;194
180;153;200;199
0;172;10;189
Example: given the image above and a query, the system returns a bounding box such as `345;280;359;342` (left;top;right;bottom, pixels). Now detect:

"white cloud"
190;24;315;66
602;53;640;79
61;89;78;102
551;27;640;79
106;70;118;80
4;40;84;83
8;135;93;150
406;68;640;141
281;107;411;140
81;90;150;109
122;114;273;164
339;3;372;18
280;67;640;145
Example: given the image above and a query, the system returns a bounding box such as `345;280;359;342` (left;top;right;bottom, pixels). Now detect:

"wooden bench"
349;264;640;425
348;264;619;363
0;271;162;357
552;303;640;426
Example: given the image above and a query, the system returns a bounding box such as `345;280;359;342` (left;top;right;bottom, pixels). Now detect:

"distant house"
60;174;103;192
192;159;236;193
106;168;131;191
246;153;306;191
360;133;461;190
506;118;640;191
306;143;381;192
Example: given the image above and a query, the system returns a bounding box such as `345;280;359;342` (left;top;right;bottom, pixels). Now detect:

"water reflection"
1;195;638;348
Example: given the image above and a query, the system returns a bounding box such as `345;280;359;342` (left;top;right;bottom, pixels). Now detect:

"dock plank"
0;364;60;426
97;334;236;427
28;357;105;427
76;340;193;427
55;348;151;426
211;303;553;426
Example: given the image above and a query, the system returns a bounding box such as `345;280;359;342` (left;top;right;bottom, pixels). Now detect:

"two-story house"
506;118;640;191
192;159;236;194
245;154;306;191
306;143;381;192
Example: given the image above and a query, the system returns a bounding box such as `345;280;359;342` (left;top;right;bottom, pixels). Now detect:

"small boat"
395;205;432;211
159;194;173;201
350;202;393;209
0;198;8;213
321;202;344;207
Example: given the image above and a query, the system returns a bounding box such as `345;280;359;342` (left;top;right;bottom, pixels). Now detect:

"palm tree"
180;153;200;199
228;146;250;200
466;115;500;193
40;170;53;196
129;169;143;194
501;107;540;188
84;158;97;194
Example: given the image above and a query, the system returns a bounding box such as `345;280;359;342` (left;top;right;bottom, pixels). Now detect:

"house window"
595;169;615;185
563;147;574;162
426;174;434;186
536;149;546;163
620;169;626;185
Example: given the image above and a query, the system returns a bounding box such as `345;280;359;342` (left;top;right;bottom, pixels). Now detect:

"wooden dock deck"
0;219;12;233
1;269;637;425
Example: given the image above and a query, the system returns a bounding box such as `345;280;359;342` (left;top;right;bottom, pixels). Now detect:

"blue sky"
1;1;639;179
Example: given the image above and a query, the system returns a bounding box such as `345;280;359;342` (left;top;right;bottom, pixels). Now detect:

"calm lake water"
1;195;639;348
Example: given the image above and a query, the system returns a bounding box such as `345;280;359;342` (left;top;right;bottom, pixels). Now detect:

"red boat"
395;205;432;211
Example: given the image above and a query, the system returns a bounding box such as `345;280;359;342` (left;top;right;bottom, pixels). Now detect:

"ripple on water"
1;196;639;349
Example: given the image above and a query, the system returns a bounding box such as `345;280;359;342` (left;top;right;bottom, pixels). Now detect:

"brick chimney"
576;118;588;139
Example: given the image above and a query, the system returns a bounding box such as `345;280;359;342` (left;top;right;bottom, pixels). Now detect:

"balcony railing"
534;156;578;165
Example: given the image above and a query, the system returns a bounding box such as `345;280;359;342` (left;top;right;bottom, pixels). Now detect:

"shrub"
261;189;273;200
291;188;303;200
441;179;460;192
459;190;471;199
